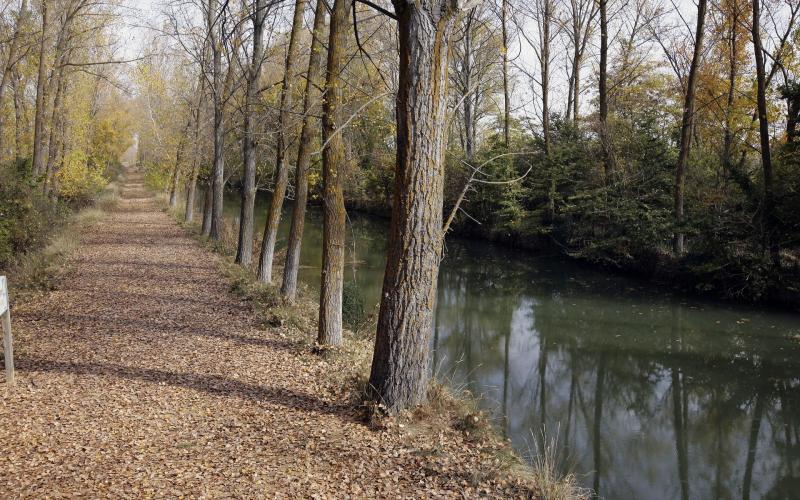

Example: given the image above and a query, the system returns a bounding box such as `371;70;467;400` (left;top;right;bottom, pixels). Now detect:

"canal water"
220;192;800;499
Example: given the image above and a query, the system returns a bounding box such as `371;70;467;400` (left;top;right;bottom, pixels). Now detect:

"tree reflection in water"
432;242;800;500
215;198;800;500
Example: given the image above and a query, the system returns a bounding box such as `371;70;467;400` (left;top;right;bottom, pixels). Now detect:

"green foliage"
343;90;800;302
56;151;110;203
342;280;365;329
557;115;676;268
143;160;173;191
0;159;66;267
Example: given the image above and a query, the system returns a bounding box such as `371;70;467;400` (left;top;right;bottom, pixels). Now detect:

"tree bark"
367;0;458;412
257;0;306;282
317;0;349;346
721;1;739;170
502;0;510;148
208;0;225;241
568;0;594;124
787;92;800;143
32;0;49;177
282;0;327;302
461;11;475;160
43;67;66;197
672;0;707;256
598;0;614;175
540;0;551;156
0;0;28;161
12;69;25;162
185;80;205;223
540;0;554;216
235;0;268;266
751;0;779;266
202;181;213;236
168;118;192;208
571;48;580;123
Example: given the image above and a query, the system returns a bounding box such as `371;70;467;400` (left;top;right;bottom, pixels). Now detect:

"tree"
185;76;206;223
672;0;708;255
367;0;462;412
317;0;349;346
751;0;777;265
31;0;49;177
501;0;511;146
235;0;269;266
563;0;596;123
0;0;28;161
168;117;193;208
257;0;306;283
598;0;614;175
535;0;554;156
718;0;748;173
282;0;328;302
206;0;226;241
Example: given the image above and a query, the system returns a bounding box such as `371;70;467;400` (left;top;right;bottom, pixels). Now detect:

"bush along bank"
0;158;121;293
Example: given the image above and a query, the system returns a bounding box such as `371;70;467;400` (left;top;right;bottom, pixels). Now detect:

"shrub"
342;280;365;329
0;159;65;267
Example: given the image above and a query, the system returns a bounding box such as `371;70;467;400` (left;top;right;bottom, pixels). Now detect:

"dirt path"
1;171;528;498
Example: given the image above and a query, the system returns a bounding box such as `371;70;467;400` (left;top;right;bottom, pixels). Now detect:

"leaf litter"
0;172;538;498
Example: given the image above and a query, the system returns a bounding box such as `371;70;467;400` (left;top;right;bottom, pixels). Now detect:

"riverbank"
165;194;589;499
344;197;800;311
0;169;582;498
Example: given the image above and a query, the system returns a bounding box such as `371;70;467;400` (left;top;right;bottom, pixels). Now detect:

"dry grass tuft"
525;431;592;500
7;183;115;293
96;182;120;211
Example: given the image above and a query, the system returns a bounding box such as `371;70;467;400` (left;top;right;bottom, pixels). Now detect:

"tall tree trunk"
168;119;192;208
572;48;580;123
540;0;554;216
12;69;25;162
502;0;510;148
257;0;306;282
462;11;474;160
32;0;49;177
598;0;614;176
202;181;213;236
672;0;707;255
367;0;458;412
185;74;206;223
0;0;28;161
208;0;225;241
317;0;349;346
235;0;268;266
721;3;739;170
282;0;327;302
752;0;779;266
569;0;595;124
787;92;800;143
540;0;551;156
43;68;66;196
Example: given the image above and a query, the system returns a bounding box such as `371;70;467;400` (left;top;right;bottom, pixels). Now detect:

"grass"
525;430;591;500
5;182;119;294
162;196;590;499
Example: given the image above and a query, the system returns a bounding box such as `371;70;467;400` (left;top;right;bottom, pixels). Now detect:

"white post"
0;276;14;385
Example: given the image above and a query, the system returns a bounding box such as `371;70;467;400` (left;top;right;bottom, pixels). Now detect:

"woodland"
0;0;799;446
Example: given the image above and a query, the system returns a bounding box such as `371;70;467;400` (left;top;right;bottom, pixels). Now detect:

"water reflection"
435;245;800;499
220;192;800;499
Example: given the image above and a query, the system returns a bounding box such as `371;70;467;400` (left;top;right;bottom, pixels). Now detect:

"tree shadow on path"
17;357;359;423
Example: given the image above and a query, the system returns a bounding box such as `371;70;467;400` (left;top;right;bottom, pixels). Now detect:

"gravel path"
0;171;531;498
